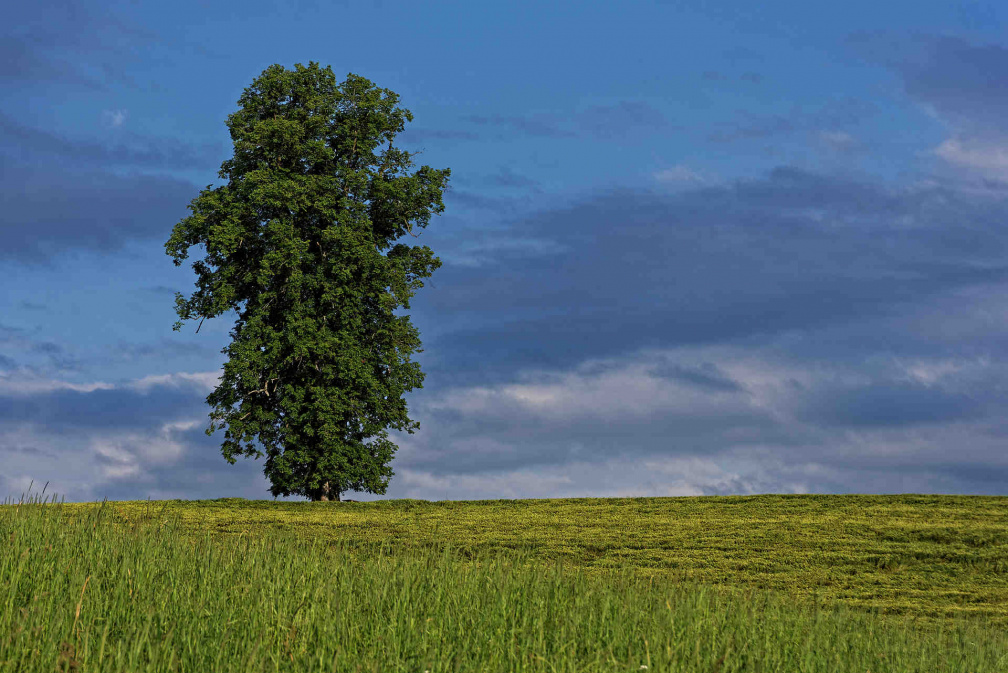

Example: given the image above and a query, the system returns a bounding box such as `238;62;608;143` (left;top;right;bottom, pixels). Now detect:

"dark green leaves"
165;62;449;502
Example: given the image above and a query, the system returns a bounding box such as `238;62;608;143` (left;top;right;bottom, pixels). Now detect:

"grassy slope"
59;493;1008;631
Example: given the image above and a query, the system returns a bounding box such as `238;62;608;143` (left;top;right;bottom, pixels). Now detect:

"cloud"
480;166;541;190
848;33;1008;179
653;164;707;185
702;70;763;84
932;137;1008;181
102;109;127;128
419;165;1008;399
706;98;876;143
0;368;276;502
892;35;1008;137
462;101;671;140
576;101;669;138
400;127;482;144
793;381;985;428
105;338;219;365
0;0;158;89
390;344;1008;497
5;163;1008;500
648;361;743;393
0;379;204;433
0;112;222;171
465;113;576;139
0;153;197;266
18;301;47;311
442;189;529;214
818;130;862;154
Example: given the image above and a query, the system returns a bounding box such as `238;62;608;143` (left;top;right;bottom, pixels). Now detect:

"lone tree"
165;62;449;502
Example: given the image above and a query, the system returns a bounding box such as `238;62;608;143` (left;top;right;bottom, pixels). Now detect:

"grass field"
2;489;1006;672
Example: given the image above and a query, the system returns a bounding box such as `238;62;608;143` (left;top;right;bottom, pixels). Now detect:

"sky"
3;0;1008;503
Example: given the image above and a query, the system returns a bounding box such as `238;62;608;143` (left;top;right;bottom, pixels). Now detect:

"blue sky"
3;0;1008;503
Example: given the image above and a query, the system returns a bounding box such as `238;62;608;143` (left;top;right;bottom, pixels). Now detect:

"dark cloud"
18;301;47;311
0;1;157;89
846;33;1008;139
707;97;876;143
26;341;80;372
4;444;58;459
577;101;669;138
31;342;61;355
442;189;521;213
138;285;181;297
0;384;203;434
0;36;99;88
404;391;788;478
0;354;17;371
793;382;986;428
107;338;217;363
0;154;196;265
420;166;1008;389
648;362;744;393
0;323;27;340
0;112;223;171
481;166;541;190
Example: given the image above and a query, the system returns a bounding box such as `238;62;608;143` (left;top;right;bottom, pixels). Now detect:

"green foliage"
3;494;1007;672
164;63;449;501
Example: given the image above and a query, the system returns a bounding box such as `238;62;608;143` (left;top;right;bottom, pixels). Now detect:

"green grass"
2;490;1006;672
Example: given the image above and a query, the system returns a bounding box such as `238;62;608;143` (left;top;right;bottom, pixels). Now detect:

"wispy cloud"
101;109;127;127
463;101;671;140
0;112;221;170
706;98;875;144
818;130;862;154
932;137;1008;180
653;164;708;185
465;112;577;139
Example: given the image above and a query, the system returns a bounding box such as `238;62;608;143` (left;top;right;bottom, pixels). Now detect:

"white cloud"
87;417;193;479
126;371;222;393
102;109;128;127
818;130;861;153
654;164;707;185
0;369;221;397
425;351;752;424
0;371;116;397
933;137;1008;180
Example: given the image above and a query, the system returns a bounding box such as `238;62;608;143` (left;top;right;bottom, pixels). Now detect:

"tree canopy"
164;62;449;501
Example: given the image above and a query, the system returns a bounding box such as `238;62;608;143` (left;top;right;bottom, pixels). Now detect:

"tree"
164;62;449;502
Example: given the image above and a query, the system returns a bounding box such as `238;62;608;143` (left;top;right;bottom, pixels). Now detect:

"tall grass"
2;489;1006;672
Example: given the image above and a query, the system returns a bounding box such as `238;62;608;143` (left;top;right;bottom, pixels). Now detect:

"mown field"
2;491;1006;672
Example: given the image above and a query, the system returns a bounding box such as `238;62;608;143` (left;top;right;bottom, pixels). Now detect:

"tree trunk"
317;480;340;502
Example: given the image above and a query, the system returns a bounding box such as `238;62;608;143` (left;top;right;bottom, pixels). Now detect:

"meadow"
1;489;1006;672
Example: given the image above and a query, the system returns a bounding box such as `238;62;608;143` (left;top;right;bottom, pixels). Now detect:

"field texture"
94;493;1008;628
2;493;1006;672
